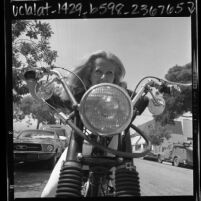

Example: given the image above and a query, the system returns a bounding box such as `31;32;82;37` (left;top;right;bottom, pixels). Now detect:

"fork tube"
66;113;83;161
117;133;123;151
122;129;133;163
131;86;146;106
124;130;132;154
51;70;78;107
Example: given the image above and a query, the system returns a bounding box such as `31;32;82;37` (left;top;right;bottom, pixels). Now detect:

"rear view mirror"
148;96;166;115
35;80;54;100
24;70;54;101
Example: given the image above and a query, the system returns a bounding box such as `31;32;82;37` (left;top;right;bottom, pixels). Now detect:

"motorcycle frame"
23;68;156;197
23;67;187;197
23;68;152;158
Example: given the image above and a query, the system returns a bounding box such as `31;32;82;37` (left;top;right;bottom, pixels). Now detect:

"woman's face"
90;57;116;85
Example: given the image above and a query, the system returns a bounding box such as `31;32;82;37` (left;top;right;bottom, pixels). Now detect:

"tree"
12;20;58;103
12;20;58;125
165;63;192;83
154;63;192;125
20;94;56;129
147;123;171;146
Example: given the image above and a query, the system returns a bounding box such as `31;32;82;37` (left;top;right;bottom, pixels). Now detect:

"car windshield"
43;127;66;137
19;130;55;139
54;129;66;137
49;129;66;140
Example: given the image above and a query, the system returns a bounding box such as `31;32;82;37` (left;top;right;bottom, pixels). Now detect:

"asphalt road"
14;158;193;198
135;158;193;196
14;162;52;198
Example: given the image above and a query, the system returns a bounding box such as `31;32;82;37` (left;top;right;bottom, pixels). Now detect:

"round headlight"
79;83;133;136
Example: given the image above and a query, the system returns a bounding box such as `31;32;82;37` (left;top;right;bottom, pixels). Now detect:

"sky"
14;17;192;130
47;17;191;89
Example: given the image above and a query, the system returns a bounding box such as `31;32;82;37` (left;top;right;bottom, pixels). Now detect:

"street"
14;162;52;198
135;159;193;196
14;158;193;198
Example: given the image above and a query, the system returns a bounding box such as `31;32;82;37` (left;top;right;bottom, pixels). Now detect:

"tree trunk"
36;120;40;129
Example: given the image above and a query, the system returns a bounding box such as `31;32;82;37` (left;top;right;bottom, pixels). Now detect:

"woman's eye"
95;70;102;76
106;71;113;76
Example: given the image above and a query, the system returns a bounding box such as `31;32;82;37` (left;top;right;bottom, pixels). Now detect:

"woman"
48;50;127;105
41;50;148;197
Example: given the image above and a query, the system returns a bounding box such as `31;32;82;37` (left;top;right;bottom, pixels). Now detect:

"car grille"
14;143;42;151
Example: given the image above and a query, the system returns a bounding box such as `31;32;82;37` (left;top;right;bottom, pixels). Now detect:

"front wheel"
173;157;179;167
83;177;112;197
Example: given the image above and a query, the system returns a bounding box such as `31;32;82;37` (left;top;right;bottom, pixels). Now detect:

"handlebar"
22;67;191;159
24;66;79;108
132;76;192;103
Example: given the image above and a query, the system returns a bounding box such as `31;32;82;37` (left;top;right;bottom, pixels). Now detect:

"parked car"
13;130;20;140
158;143;193;167
40;124;71;147
143;151;159;161
13;129;65;169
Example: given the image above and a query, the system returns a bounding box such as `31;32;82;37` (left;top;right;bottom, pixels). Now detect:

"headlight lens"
46;144;54;152
79;83;133;136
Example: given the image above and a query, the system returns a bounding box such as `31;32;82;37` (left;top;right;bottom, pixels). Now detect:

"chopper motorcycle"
22;66;183;197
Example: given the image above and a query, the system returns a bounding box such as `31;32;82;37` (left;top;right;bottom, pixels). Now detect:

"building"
131;116;192;153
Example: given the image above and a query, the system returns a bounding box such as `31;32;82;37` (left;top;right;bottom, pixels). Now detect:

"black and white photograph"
5;0;199;200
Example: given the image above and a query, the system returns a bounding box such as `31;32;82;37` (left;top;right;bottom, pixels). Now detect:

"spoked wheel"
82;168;113;197
82;178;107;197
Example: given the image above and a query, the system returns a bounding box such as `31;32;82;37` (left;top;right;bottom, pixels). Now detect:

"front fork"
56;112;141;197
56;114;84;197
115;113;141;197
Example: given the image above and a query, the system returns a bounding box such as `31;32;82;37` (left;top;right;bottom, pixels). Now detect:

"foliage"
12;20;58;125
154;63;192;125
165;63;192;83
12;20;58;102
147;124;171;146
19;94;56;129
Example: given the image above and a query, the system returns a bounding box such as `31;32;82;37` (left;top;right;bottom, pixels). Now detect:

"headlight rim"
79;83;133;136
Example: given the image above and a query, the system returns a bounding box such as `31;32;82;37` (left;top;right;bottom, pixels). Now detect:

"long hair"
69;50;126;91
53;50;127;101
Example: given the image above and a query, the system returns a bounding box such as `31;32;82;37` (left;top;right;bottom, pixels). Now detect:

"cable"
52;66;87;92
130;76;161;99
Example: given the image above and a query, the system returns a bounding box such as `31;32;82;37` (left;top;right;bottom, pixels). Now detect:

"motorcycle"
22;66;183;197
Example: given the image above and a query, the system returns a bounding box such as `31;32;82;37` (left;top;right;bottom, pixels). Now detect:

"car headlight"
46;144;54;152
79;83;133;136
